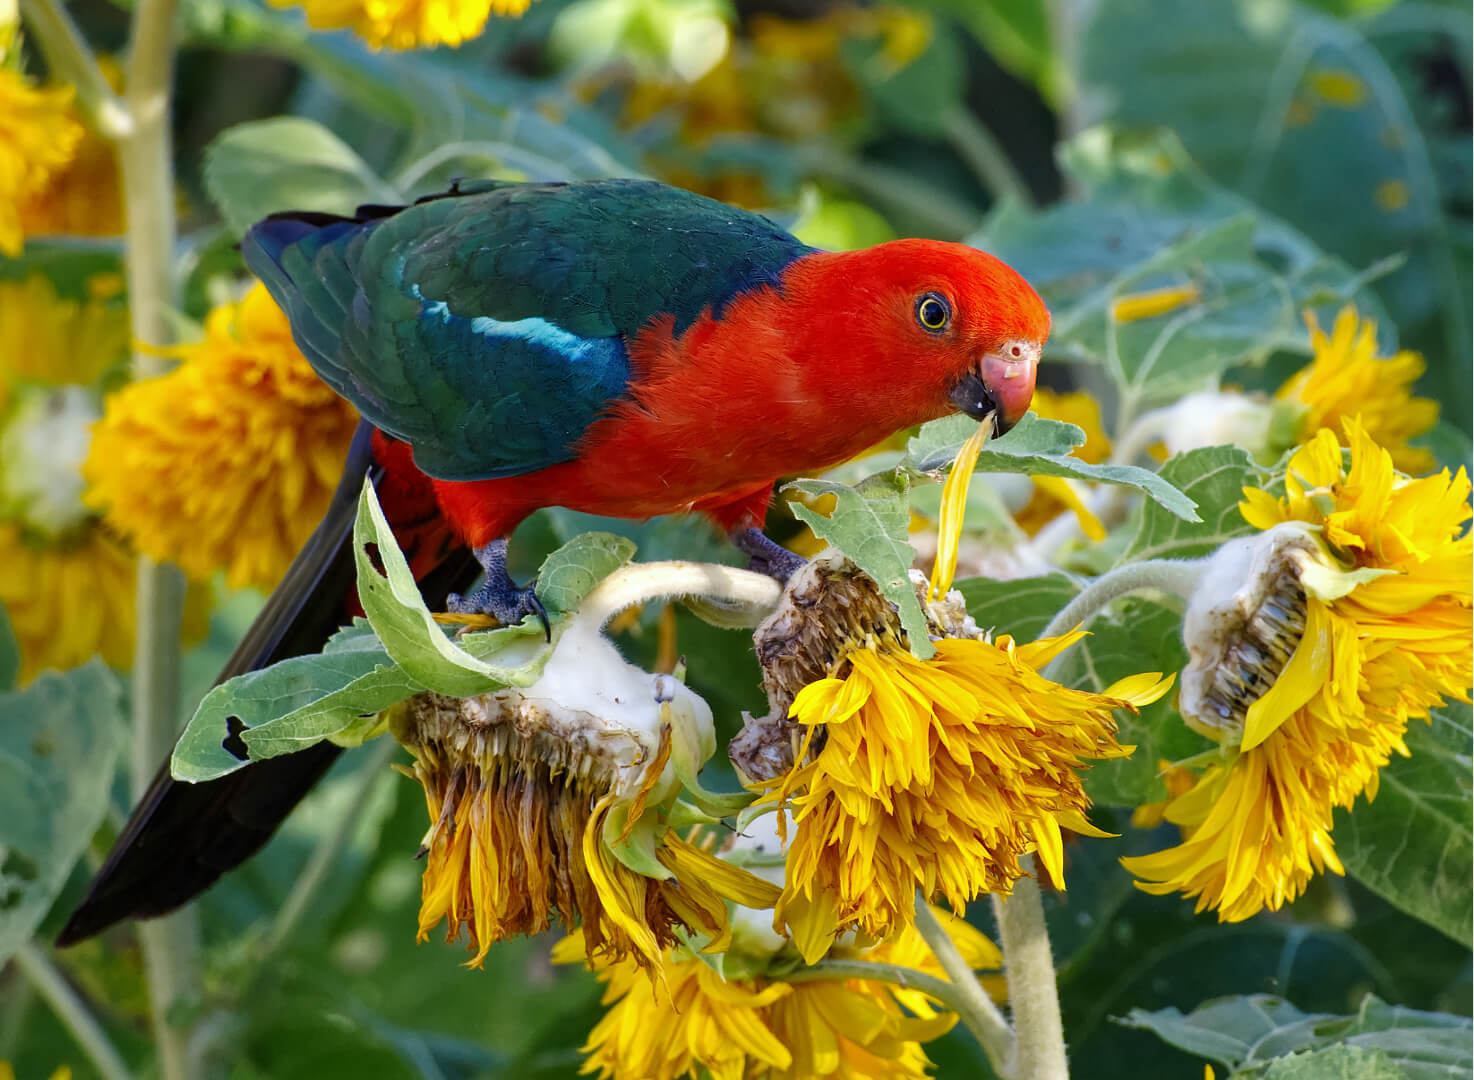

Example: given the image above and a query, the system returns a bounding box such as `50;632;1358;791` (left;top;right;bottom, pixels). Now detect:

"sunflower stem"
16;0;132;137
913;898;1015;1076
992;861;1069;1080
1040;558;1206;654
578;561;783;630
12;941;133;1080
117;0;203;1076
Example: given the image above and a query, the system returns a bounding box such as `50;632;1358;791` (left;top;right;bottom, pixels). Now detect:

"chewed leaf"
906;413;1199;522
784;472;934;659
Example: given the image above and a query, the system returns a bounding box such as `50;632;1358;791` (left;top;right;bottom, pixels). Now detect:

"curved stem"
12;942;133;1080
17;0;131;137
992;861;1068;1080
941;106;1033;208
1041;559;1206;643
579;561;782;630
914;899;1015;1076
781;959;971;1016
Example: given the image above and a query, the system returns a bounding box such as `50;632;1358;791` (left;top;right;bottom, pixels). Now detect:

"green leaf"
1334;703;1473;946
203;116;399;237
0;663;123;966
0;605;18;692
533;532;636;618
1050;598;1210;807
784;473;935;659
172;623;423;782
1120;993;1472;1080
1263;1045;1406;1080
1123;446;1264;563
973;130;1386;405
956;572;1080;643
906;413;1200;521
353;481;548;697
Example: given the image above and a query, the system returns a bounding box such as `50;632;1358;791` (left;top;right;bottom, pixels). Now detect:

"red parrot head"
788;239;1049;436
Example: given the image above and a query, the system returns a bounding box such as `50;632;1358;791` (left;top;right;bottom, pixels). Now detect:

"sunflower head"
736;555;1169;957
0;69;83;255
1124;419;1471;920
392;614;776;970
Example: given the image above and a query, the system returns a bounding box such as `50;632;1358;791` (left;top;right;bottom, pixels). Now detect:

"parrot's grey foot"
733;528;808;584
447;539;551;640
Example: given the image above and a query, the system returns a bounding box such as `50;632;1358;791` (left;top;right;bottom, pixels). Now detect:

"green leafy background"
3;0;1470;1077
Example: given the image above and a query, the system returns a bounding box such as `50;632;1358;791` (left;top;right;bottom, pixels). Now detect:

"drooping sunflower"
1123;419;1472;920
734;423;1172;956
391;614;778;971
269;0;534;50
85;282;360;591
0;68;83;256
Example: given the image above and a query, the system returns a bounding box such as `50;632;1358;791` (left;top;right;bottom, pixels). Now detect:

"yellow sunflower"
391;615;778;971
1276;306;1438;474
1123;419;1472;920
85;282;360;591
270;0;534;50
0;68;83;255
555;903;998;1080
18;59;126;240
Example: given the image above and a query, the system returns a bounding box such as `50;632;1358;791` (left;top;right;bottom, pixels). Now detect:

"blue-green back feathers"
243;179;813;481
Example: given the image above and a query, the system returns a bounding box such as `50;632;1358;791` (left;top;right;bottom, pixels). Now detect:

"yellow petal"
930;416;993;599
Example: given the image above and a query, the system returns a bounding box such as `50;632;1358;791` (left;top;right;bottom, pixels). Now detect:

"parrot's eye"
915;294;951;332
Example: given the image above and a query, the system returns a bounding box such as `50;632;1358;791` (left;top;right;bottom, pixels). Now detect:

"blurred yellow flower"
766;633;1169;956
1124;420;1472;919
18;60;125;240
555;904;997;1080
85;282;360;590
270;0;533;50
0;69;84;255
0;276;134;682
1277;306;1438;474
0;1064;71;1080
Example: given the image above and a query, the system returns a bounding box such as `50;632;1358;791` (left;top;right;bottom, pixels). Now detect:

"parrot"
58;177;1046;945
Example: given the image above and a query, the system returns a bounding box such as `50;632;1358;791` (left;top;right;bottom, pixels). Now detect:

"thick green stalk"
1041;559;1206;647
992;863;1068;1080
117;0;202;1077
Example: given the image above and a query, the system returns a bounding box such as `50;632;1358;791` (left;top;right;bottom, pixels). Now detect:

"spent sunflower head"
0;68;83;255
1276;306;1438;474
85;282;360;590
1123;419;1472;920
391;612;778;971
735;552;1171;959
554;816;1000;1080
269;0;533;50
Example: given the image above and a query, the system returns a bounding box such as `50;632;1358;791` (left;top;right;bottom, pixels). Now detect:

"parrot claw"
733;528;808;584
448;539;552;640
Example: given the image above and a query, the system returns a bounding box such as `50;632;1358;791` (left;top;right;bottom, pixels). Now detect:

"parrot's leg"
733;528;807;584
447;539;551;639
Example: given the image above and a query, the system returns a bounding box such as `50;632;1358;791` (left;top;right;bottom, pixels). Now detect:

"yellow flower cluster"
0;69;84;255
270;0;533;50
85;283;360;590
1125;420;1471;919
556;905;999;1080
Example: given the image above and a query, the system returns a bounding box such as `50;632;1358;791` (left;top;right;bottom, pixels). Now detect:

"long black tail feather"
57;424;477;946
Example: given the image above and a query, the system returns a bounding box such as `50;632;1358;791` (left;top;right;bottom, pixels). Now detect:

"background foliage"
1;0;1469;1077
